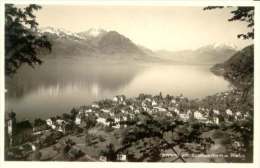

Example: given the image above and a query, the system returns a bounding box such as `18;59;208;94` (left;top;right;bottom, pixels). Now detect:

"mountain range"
39;27;238;64
39;27;149;61
156;44;237;64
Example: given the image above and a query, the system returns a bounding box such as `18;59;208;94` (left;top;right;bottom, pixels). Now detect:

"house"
166;112;173;117
92;104;100;109
6;112;16;146
134;109;140;114
128;113;135;120
145;98;152;102
113;97;118;102
113;95;126;103
47;118;70;134
56;119;68;133
85;109;93;114
194;111;207;121
213;109;220;115
97;117;109;126
233;141;242;148
161;153;177;158
179;113;189;121
114;117;120;123
99;155;107;161
174;108;180;115
117;153;127;161
171;99;176;104
75;115;82;125
33;124;50;135
112;123;120;129
120;109;127;114
152;100;158;106
226;109;233;116
168;106;175;112
46;118;55;128
75;112;85;125
234;111;242;120
213;116;219;125
101;109;110;113
153;107;167;112
129;105;134;111
187;110;192;115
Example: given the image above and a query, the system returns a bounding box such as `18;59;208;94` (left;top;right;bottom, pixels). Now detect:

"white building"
213;109;220;115
213;116;219;125
92;104;100;109
101;109;110;113
85;109;93;113
117;154;127;161
75;116;81;125
46;118;54;127
235;111;242;120
113;95;126;103
97;117;109;126
226;109;233;116
153;107;167;112
174;108;180;115
194;111;207;121
171;99;176;104
152;100;158;106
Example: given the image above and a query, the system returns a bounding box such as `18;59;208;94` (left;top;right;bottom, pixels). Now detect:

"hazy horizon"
31;5;254;51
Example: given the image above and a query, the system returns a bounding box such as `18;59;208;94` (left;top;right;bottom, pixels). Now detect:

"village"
5;90;251;161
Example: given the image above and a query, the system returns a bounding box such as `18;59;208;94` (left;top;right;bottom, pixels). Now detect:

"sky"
34;5;253;51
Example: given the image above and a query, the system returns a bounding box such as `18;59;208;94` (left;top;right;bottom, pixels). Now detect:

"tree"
70;107;78;120
203;6;254;39
62;113;72;121
100;143;117;161
120;111;214;162
5;4;52;76
85;114;97;129
34;118;46;127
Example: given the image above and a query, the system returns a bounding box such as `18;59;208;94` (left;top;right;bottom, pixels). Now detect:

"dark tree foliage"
204;6;254;39
85;114;97;129
100;143;118;161
34;118;46;127
203;8;254;161
119;111;214;162
70;107;78;120
5;4;52;76
228;118;253;162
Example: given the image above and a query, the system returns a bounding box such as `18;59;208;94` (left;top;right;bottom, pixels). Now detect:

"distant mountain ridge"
211;45;254;86
39;27;240;64
39;27;147;60
156;44;238;64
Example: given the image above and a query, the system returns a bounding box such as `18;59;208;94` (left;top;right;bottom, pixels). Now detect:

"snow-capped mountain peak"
212;42;238;50
39;27;108;40
77;28;107;39
87;28;106;37
39;27;84;40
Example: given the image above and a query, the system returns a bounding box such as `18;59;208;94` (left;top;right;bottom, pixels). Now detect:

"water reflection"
5;60;231;120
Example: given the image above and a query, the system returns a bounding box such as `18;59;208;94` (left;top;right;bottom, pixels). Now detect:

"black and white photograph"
1;0;259;166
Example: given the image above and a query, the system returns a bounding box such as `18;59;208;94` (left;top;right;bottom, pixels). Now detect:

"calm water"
5;59;231;121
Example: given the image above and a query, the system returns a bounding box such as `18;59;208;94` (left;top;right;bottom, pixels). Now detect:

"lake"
5;59;232;121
